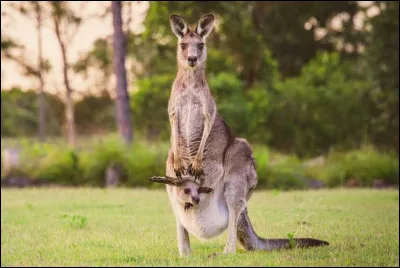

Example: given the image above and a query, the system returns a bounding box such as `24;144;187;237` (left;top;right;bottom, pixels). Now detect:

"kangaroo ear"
198;187;214;194
149;176;185;187
195;13;215;40
170;14;189;39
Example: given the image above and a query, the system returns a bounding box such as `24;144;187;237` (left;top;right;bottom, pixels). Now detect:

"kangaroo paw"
173;161;186;179
187;162;204;180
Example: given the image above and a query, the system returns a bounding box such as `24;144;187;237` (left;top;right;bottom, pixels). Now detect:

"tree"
50;1;82;148
364;1;399;152
73;38;113;95
1;87;64;137
111;1;133;144
138;1;362;88
1;2;51;142
30;2;47;142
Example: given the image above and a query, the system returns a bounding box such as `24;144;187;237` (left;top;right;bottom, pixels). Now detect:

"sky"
1;1;149;97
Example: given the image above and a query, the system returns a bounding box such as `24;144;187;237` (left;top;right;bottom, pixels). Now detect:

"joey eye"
198;43;204;50
180;43;186;50
183;188;191;194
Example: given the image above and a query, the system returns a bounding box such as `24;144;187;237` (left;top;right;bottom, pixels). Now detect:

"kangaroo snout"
188;56;197;66
192;196;200;204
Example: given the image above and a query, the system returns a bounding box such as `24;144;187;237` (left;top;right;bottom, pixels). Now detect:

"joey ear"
170;14;189;39
195;13;215;39
198;187;214;194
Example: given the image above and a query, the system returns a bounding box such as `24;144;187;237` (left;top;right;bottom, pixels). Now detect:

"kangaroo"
164;13;329;256
150;176;213;211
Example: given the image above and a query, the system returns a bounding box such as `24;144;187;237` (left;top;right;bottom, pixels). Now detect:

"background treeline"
1;1;398;189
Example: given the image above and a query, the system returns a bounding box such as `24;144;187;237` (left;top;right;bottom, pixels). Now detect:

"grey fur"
165;14;329;256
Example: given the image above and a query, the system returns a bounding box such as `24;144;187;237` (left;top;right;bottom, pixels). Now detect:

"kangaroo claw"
187;163;204;180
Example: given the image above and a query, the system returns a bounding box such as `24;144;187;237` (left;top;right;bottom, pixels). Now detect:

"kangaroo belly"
178;190;228;240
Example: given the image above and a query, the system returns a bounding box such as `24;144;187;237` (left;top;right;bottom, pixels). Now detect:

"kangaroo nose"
188;56;197;64
192;197;200;204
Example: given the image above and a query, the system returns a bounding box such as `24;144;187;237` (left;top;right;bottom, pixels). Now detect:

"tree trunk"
111;1;133;144
36;2;46;142
53;14;76;148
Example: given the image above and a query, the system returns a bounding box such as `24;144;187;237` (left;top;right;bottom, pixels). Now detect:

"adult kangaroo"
163;13;329;256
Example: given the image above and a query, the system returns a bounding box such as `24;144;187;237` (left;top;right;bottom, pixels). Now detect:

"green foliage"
252;145;269;187
245;86;271;144
1;88;118;137
267;52;375;156
263;155;308;190
287;232;296;249
74;92;115;135
73;38;112;76
1;87;64;137
131;74;174;140
64;215;88;229
306;146;399;187
208;72;250;136
79;137;127;186
32;148;81;185
84;136;169;187
80;136;169;188
2;2;399;175
2;135;397;190
364;1;399;152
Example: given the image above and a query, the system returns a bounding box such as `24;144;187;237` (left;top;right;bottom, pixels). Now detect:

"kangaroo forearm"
171;116;180;160
196;115;211;161
195;112;214;161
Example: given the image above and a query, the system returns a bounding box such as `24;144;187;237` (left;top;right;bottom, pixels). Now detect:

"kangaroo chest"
174;89;206;158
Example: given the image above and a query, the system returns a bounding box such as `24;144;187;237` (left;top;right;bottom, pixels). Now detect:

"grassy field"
1;188;399;267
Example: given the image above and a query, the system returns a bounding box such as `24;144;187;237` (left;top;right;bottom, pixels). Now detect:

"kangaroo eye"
184;188;191;194
180;43;186;50
198;43;204;50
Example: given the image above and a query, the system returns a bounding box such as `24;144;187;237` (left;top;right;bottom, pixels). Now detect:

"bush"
34;149;81;185
122;141;169;188
252;145;270;187
80;137;127;186
80;136;169;187
306;146;399;187
263;154;308;190
253;146;308;190
1;136;397;190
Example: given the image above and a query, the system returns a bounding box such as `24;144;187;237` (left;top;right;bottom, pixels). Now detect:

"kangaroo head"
170;13;215;69
149;176;213;206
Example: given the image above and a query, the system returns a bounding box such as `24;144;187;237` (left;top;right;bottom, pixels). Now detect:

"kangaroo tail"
237;208;329;251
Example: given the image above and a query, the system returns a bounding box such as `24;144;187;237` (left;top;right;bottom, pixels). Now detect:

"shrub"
253;147;308;190
263;155;308;190
306;146;399;187
1;136;397;190
80;136;170;187
33;149;81;185
80;136;127;186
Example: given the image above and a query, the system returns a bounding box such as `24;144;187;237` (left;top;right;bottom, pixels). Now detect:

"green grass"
1;189;399;266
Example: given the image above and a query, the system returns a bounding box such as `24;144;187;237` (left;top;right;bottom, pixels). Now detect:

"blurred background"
1;1;399;190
